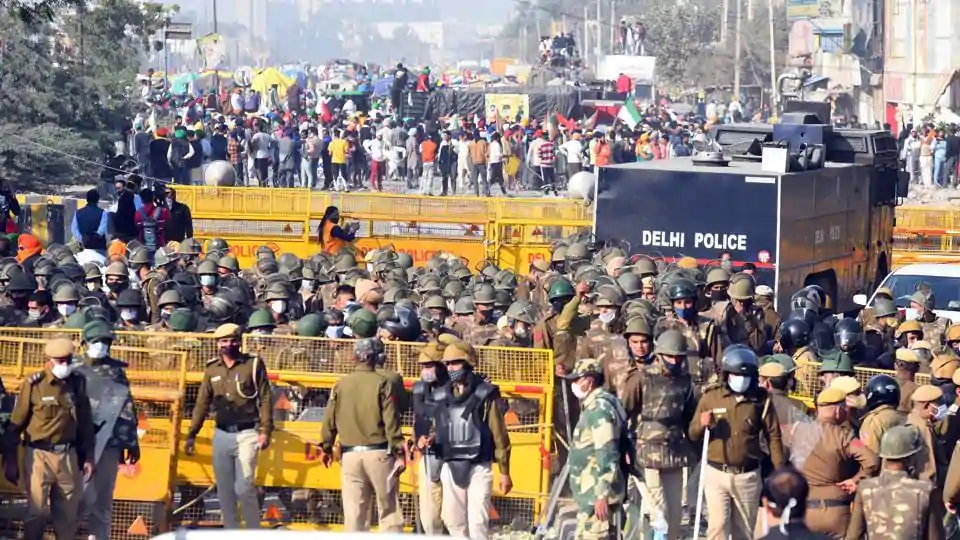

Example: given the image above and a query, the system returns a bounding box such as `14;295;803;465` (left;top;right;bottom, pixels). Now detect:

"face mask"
27;309;41;321
51;362;73;379
675;307;693;320
479;309;494;323
728;374;751;393
448;368;467;382
220;345;241;358
120;309;138;322
57;304;77;317
325;326;343;339
421;368;437;383
571;382;589;400
200;275;218;287
935;403;948;421
86;282;100;292
514;323;528;338
302;280;315;291
599;311;617;324
107;282;126;294
161;309;173;321
550;300;567;315
86;342;109;359
664;359;684;376
251;329;271;335
271;300;287;315
166;198;174;207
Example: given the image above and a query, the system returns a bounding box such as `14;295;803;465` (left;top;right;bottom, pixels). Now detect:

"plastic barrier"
0;329;555;532
891;205;960;267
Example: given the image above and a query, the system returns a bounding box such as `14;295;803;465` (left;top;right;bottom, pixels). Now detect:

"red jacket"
616;74;633;94
134;203;171;246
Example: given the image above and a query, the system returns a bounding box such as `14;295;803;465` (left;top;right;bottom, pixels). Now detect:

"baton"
422;453;434;535
561;378;573;447
693;427;710;540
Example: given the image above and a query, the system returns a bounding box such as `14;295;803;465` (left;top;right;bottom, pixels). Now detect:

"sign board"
786;0;836;21
164;22;193;41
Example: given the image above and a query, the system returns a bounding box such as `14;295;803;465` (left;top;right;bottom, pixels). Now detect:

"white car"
854;263;960;323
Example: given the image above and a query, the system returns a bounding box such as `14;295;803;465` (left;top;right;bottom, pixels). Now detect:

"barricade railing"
793;359;930;404
0;329;555;532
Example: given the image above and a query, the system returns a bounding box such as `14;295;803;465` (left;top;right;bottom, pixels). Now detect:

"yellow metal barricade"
0;338;184;539
793;359;930;407
172;336;554;531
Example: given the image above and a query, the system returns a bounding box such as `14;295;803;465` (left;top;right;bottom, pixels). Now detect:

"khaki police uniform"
319;341;405;532
6;339;95;540
186;323;273;529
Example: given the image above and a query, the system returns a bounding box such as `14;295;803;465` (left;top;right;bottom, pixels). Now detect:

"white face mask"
728;374;751;393
86;282;100;292
57;304;77;317
599;311;616;324
935;403;948;421
200;275;217;287
514;323;529;338
571;382;589;400
302;280;314;291
120;309;138;322
51;362;73;380
27;309;41;321
86;342;109;359
270;300;287;315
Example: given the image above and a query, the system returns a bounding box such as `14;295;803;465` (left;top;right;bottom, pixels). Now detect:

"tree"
0;0;83;23
0;0;170;191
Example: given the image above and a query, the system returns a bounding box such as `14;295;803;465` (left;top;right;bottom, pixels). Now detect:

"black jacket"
165;201;193;243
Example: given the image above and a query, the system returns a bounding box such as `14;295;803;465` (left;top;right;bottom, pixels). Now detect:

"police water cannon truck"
593;103;907;314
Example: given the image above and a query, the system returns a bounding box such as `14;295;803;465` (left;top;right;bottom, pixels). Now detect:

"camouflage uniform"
140;268;167;323
567;360;626;540
577;319;633;401
918;310;950;347
465;320;499;346
654;313;720;390
847;470;938;540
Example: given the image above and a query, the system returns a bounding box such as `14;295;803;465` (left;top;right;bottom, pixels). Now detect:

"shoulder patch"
206;356;219;365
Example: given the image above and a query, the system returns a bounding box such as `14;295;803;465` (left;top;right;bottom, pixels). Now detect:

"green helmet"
154;247;174;267
617;272;642;296
158;289;184;308
218;255;240;273
551;244;567;263
873;297;899;318
334;254;357;274
423;294;447;311
197;259;219;276
264;282;291;301
594;284;625;307
206;238;229;254
623;299;656;320
705;267;731;287
506;300;539;325
82;320;115;344
247;308;276;329
878;425;924;460
64;311;88;330
278;253;302;272
654;329;688;356
52;283;81;303
256;245;276;260
296;313;327;337
442;280;464;299
168;308;199;332
348;308;379;338
728;278;755;301
494;289;512;310
565;242;589;263
83;263;102;281
623;316;652;337
129;248;151;266
454;296;475;315
473;284;496;305
396;253;413;269
177;238;203;256
667;278;698;300
548;279;575;301
631;256;658;277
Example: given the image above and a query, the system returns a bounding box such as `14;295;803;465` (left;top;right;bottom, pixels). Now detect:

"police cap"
911;384;944;404
82;320;114;344
45;338;75;359
816;387;847;406
213;323;242;340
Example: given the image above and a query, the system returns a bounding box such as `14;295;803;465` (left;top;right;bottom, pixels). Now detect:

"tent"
251;67;295;96
372;77;394;97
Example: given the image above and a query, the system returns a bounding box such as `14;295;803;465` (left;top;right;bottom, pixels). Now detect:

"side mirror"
853;293;867;306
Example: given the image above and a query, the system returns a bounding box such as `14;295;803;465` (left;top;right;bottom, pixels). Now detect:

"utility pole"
610;0;616;53
583;5;589;70
596;0;601;72
212;0;219;91
721;0;729;44
911;0;919;122
747;0;754;21
768;0;777;114
734;0;742;98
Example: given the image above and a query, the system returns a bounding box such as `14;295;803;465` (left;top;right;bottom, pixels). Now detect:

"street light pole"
212;0;220;92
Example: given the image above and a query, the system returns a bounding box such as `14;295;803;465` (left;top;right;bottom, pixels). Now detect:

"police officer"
185;323;273;529
701;267;730;309
621;329;696;539
412;336;455;534
906;384;948;485
577;284;633;398
728;277;766;353
198;259;221;307
263;281;295;334
76;321;140;540
465;283;500;346
565;358;627;540
690;345;784;540
434;339;512;538
894;348;921;412
4;338;95;540
847;424;943;540
319;337;405;532
499;300;539;347
778;318;818;364
909;289;950;346
115;289;145;329
655;277;721;389
623;316;654;365
754;284;780;344
49;284;81;327
857;374;907;455
834;317;877;367
800;387;879;538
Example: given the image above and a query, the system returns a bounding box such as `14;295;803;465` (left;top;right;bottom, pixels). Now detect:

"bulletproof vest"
920;319;947;346
658;315;714;388
636;366;695;470
412;380;444;482
433;382;495;465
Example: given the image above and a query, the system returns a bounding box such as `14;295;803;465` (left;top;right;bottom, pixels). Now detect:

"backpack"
141;206;162;251
595;392;641;479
